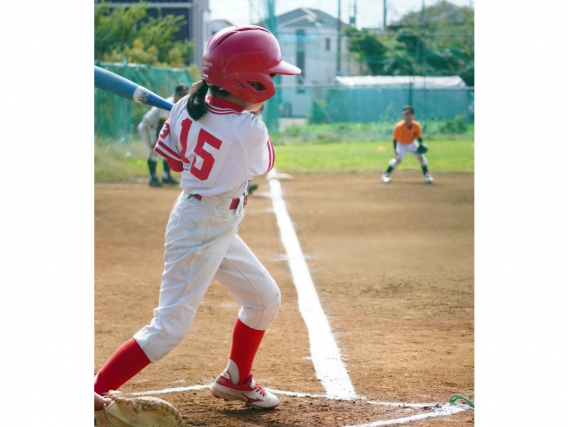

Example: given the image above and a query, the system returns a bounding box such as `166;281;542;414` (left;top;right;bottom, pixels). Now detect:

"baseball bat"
94;65;174;111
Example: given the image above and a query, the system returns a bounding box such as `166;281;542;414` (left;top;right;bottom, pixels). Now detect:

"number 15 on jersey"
178;118;233;187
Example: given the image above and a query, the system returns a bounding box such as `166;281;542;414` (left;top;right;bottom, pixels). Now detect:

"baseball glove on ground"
95;391;183;427
416;144;428;154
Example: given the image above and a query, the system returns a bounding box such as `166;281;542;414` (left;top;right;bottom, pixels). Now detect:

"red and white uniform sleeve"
242;115;275;178
154;121;182;163
154;102;182;163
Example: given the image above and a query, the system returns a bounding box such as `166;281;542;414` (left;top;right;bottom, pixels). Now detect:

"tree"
343;28;389;75
383;47;416;76
344;1;474;84
95;2;146;61
94;1;194;67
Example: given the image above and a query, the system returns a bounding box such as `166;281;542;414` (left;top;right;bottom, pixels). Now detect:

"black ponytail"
186;80;209;120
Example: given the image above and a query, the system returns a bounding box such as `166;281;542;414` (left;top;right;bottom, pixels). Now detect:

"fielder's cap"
175;83;189;95
402;105;415;114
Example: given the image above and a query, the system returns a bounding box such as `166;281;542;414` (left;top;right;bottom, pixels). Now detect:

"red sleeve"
166;158;183;172
154;122;182;162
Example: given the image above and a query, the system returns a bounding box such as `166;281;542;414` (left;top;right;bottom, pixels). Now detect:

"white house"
264;8;360;117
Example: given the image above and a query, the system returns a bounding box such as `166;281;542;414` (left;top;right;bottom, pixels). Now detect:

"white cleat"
210;371;279;410
424;173;434;183
381;173;391;183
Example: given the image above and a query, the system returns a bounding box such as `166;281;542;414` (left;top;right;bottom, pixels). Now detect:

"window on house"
325;38;331;51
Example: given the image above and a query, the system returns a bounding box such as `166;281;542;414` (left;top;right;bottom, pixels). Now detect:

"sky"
210;0;474;30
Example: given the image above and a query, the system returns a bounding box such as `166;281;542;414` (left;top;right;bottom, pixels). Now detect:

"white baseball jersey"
154;95;275;198
139;96;172;130
138;97;173;161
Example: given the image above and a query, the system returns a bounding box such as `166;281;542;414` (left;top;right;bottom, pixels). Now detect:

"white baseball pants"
134;191;281;363
137;123;159;161
389;141;428;169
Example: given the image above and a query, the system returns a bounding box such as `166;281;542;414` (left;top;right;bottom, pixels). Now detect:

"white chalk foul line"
343;404;470;427
128;383;470;426
268;177;356;400
129;384;428;406
130;384;330;399
366;400;436;408
130;384;209;396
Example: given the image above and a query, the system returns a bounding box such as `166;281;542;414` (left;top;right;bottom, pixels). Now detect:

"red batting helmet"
202;25;301;104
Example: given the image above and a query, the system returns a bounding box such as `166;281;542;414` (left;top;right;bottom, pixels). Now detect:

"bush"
440;115;467;134
308;99;328;124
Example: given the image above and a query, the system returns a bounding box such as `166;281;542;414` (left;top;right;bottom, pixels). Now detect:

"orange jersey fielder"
393;120;422;144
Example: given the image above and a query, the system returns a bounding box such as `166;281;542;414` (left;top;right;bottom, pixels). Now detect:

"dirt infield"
95;171;474;426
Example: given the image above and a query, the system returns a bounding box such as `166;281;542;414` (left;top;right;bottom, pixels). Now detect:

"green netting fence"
95;61;194;141
277;84;474;125
94;61;473;142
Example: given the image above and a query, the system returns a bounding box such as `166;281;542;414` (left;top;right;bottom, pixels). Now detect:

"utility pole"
348;0;356;27
354;0;357;27
383;0;387;30
337;0;342;76
421;0;427;121
421;0;426;75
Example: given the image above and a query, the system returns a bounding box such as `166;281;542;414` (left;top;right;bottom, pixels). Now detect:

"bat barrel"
95;66;173;111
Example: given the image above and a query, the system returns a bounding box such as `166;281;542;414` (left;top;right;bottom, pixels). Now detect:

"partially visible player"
381;106;434;183
94;26;301;410
138;83;189;187
247;181;258;195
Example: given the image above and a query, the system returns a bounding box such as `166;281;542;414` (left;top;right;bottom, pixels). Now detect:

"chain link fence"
95;61;194;141
276;83;474;124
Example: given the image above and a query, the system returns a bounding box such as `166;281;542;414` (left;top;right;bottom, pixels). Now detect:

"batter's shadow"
214;407;297;427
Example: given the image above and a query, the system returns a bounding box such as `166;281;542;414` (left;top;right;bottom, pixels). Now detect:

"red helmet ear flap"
226;72;276;104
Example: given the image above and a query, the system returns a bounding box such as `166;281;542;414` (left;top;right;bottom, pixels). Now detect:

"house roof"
262;7;348;30
210;19;234;28
336;75;466;89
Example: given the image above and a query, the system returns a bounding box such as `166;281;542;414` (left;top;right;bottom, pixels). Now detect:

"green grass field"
274;139;474;174
95;137;153;182
95;137;474;182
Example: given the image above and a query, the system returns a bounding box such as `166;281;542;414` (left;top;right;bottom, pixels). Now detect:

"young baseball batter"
95;25;301;410
138;84;189;187
381;106;434;183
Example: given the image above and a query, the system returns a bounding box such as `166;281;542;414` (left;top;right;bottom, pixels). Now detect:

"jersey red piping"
154;145;181;162
205;105;238;115
156;140;181;160
265;138;275;174
206;95;244;112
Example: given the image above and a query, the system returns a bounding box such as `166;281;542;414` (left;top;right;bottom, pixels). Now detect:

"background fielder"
138;83;189;187
382;106;434;184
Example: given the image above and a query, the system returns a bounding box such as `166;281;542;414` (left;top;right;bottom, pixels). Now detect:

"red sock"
229;318;266;385
94;338;151;395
